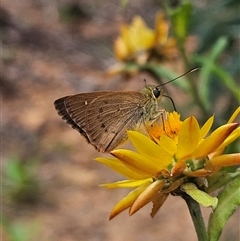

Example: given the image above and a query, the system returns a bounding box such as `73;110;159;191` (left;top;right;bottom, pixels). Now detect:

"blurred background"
2;0;239;241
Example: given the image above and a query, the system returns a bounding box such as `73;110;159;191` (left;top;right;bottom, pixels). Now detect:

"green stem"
182;193;209;241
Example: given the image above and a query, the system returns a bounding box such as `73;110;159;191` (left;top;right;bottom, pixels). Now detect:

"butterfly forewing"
54;96;91;142
54;93;103;144
64;93;101;130
55;91;148;152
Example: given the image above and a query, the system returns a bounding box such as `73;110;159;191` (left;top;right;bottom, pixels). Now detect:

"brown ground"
2;1;239;241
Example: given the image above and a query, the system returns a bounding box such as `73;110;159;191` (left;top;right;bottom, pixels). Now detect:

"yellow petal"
184;169;213;177
205;154;240;170
130;180;165;216
155;12;169;44
212;127;240;156
193;123;239;159
109;181;151;220
158;135;177;156
111;149;162;177
151;192;169;218
123;16;155;54
176;116;200;160
95;157;144;180
127;131;173;168
114;37;129;60
171;161;186;176
100;178;152;189
207;107;240;157
200;115;214;139
147;121;164;140
227;106;240;123
161;111;182;141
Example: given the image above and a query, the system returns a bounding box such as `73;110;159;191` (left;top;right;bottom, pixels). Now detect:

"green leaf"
206;168;240;193
193;36;229;111
181;183;218;209
212;64;239;101
208;174;240;241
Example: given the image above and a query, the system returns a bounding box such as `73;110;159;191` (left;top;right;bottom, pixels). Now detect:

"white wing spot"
84;101;88;105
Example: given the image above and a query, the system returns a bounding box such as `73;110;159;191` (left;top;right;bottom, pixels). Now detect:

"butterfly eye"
153;88;161;99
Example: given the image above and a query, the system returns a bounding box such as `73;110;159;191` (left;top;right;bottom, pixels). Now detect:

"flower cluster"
96;107;240;219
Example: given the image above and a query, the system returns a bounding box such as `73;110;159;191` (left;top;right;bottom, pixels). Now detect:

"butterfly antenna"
157;66;201;87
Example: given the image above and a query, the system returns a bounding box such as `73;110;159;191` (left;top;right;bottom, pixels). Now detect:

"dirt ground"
2;1;239;241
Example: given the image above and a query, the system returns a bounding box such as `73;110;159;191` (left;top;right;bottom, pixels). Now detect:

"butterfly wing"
54;93;100;144
54;91;146;152
84;92;146;152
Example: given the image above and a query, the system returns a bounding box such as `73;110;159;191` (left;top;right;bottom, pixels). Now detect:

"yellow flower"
113;12;178;63
96;108;240;219
147;111;182;142
114;16;155;63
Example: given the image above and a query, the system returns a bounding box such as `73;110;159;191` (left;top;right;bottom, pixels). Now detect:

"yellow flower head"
147;111;182;142
113;12;178;63
96;107;240;219
114;16;155;63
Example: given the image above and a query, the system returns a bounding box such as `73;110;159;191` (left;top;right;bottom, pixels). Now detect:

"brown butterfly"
54;68;199;152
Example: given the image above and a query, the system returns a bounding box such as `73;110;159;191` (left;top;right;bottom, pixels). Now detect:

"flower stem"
181;193;209;241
